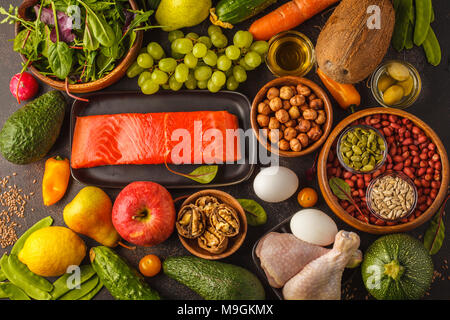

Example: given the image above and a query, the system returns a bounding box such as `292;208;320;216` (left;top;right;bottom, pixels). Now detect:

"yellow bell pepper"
42;156;70;206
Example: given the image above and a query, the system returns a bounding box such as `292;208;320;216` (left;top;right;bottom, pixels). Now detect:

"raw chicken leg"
255;232;329;288
256;232;362;288
282;231;360;300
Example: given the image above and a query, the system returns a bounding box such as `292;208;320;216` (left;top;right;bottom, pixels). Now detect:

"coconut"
315;0;395;84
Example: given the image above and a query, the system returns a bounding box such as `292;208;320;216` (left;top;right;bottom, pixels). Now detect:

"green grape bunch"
126;25;269;95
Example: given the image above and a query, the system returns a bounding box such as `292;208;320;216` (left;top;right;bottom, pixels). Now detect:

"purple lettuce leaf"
34;5;75;43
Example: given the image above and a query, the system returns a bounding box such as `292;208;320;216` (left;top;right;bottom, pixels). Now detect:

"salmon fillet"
71;111;241;169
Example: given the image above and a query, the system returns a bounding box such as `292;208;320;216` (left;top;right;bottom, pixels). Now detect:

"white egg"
253;166;299;203
290;209;338;246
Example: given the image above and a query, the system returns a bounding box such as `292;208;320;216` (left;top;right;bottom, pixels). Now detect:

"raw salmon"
71;111;241;169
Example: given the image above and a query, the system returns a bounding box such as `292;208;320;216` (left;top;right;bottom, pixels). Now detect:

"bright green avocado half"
0;90;66;164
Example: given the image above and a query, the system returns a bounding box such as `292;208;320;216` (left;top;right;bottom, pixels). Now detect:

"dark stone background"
0;0;449;300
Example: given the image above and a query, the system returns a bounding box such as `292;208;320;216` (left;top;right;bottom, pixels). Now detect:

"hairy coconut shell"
315;0;395;84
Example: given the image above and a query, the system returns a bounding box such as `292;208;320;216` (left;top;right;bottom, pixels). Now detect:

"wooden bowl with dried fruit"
176;189;247;260
251;76;333;157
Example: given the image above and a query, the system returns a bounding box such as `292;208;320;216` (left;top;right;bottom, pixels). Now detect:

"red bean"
404;159;411;167
434;162;442;170
412;126;421;135
431;153;440;162
402;118;410;125
345;179;355;188
428;143;436;151
417;135;427;144
419;160;427;168
358;189;364;198
383;127;392;136
336;167;342;177
388;115;398;123
403;167;414;179
393;155;404;163
402;138;412;145
424;174;432;181
419;153;428;160
409;145;419;151
393;163;404;171
431;181;440;189
421;180;430;188
357;179;364;188
426;197;433;206
372;170;382;178
414;179;422;187
423;188;431;195
417;167;426;176
418;196;427;204
343;171;352;179
387;164;393;170
375;219;386;226
364;174;372;182
430;189;438;199
419;204;428;212
381;120;390;126
390;122;401;130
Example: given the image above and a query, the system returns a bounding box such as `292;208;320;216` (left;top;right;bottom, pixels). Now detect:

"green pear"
64;186;120;247
156;0;212;31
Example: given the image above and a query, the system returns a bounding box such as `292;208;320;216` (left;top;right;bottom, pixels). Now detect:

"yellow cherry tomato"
139;254;161;277
297;187;318;208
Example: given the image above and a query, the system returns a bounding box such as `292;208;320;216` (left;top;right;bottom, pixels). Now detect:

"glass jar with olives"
371;60;421;109
337;125;387;174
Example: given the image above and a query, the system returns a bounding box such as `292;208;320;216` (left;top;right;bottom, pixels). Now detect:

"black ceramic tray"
70;90;255;189
252;214;357;300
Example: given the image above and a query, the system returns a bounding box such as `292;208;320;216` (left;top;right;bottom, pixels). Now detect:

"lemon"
18;226;86;277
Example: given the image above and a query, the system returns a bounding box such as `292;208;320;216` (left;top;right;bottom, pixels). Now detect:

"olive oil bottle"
266;31;315;77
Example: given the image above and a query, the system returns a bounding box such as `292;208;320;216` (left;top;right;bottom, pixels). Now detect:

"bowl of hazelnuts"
251;76;333;157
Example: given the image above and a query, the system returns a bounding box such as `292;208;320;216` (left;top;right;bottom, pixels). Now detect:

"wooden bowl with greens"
12;0;149;93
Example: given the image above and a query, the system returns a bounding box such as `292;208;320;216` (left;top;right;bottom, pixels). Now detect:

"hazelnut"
268;117;280;129
269;97;282;112
282;100;291;110
310;98;324;109
267;87;280;100
290;138;302;152
296;84;311;96
284;127;297;141
268;129;281;143
278;139;290;151
303;108;318;120
285;119;297;127
257;102;271;115
297;133;309;147
290;95;306;106
288;106;301;119
307;126;322;141
315;110;327;125
275;109;290;123
257;114;270;127
297;119;311;132
280;124;287;132
308;93;317;101
279;86;295;100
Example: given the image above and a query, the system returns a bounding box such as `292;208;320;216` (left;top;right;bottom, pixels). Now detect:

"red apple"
112;181;175;246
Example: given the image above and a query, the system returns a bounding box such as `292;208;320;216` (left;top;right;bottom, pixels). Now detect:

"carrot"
316;68;360;110
249;0;340;40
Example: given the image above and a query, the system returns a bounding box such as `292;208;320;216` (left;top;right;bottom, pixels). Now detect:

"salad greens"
0;0;155;83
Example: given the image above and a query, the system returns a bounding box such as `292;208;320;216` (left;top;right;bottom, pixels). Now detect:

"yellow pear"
64;186;120;247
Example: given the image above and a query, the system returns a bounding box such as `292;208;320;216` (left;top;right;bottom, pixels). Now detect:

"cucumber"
90;246;160;300
210;0;277;28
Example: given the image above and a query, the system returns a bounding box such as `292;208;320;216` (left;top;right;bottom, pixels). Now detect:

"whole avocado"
163;256;265;300
0;90;66;164
90;246;160;300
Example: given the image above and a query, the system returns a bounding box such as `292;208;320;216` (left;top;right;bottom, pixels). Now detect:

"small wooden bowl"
177;189;247;260
15;0;143;93
251;76;333;157
318;107;449;234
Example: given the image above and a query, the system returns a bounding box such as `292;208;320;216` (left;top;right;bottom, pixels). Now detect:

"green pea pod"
413;0;432;46
422;27;441;66
0;282;30;300
51;265;96;300
392;0;413;51
8;254;53;292
78;280;103;300
405;23;414;50
58;276;99;300
0;269;7;282
11;216;53;255
0;254;51;300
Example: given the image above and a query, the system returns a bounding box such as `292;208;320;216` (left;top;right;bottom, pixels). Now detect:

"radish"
9;72;39;103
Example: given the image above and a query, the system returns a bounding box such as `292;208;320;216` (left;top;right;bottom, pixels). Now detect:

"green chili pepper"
413;0;432;46
0;282;30;300
58;276;99;300
0;254;51;300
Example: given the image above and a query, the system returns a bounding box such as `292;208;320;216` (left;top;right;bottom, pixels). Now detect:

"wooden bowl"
251;76;333;157
177;189;247;260
318;107;449;234
15;0;143;93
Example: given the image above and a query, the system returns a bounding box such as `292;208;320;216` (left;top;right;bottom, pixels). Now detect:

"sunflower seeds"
369;175;416;220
